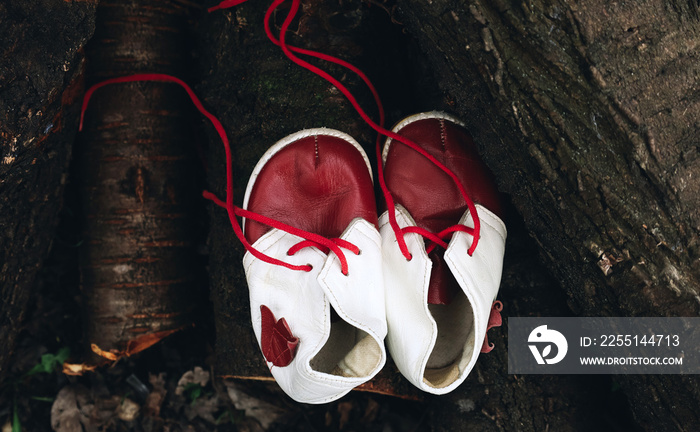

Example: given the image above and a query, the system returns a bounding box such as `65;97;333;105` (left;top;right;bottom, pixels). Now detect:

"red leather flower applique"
481;301;503;353
260;305;299;367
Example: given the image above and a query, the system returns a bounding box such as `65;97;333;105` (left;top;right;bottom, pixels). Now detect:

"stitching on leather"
244;230;325;274
313;224;386;379
305;369;370;385
350;218;381;249
481;218;506;243
301;349;375;386
302;284;332;373
320;224;383;335
383;207;438;385
243;127;373;213
418;258;436;386
475;209;507;243
440;253;484;387
314;134;319;168
446;223;498;318
439;118;446;151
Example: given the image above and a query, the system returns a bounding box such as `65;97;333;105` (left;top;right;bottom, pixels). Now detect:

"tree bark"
77;0;200;365
396;0;700;430
0;0;96;384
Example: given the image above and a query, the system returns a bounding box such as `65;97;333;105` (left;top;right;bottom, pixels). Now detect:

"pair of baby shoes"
76;72;505;403
242;111;507;404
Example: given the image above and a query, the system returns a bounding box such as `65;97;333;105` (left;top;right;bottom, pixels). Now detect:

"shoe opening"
423;292;475;388
310;308;382;378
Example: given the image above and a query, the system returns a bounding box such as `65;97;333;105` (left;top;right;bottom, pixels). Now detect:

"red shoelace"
80;0;482;277
80;74;358;275
209;0;481;260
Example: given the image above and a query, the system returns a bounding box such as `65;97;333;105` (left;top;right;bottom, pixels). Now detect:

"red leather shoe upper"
245;133;378;245
383;116;502;304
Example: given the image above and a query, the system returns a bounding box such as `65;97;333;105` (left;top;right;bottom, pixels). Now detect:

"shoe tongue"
427;249;460;305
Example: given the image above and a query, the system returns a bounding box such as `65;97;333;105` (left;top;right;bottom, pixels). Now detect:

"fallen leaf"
62;363;97;376
51;386;92;432
92;396;122;425
124;328;185;357
145;373;167;417
226;382;287;429
116;398;140;422
90;344;119;361
184;395;220;423
176;367;210;396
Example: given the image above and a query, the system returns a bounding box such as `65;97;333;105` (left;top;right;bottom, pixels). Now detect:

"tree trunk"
396;0;700;430
77;0;200;366
0;0;96;384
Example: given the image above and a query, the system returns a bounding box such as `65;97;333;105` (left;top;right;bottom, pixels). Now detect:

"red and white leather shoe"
379;112;506;394
242;128;387;404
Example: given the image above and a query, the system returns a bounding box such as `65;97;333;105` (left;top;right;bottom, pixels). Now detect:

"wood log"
76;0;200;365
0;0;96;384
396;0;700;430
